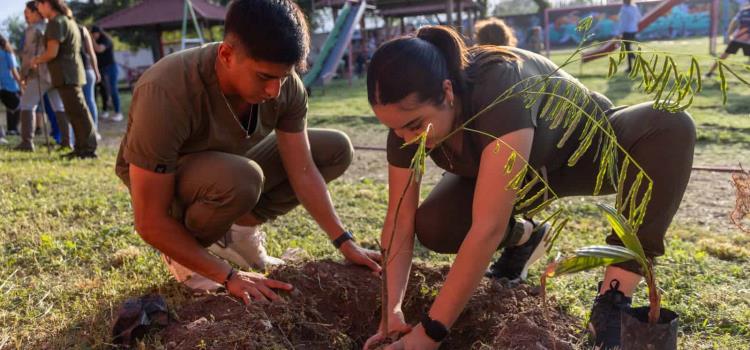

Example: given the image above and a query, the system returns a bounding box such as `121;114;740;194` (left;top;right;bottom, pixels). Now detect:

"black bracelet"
222;267;235;289
332;231;354;249
421;315;449;343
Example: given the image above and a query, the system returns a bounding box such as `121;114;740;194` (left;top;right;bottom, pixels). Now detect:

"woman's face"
23;8;40;24
372;81;457;148
35;1;53;19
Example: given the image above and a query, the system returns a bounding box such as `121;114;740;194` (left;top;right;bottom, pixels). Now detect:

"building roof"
98;0;226;30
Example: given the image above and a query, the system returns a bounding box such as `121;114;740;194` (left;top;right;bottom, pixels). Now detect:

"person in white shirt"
618;0;642;73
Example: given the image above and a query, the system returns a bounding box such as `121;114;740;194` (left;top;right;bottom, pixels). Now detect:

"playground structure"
306;0;484;89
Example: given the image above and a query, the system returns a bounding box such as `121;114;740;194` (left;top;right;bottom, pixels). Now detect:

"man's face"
220;42;294;104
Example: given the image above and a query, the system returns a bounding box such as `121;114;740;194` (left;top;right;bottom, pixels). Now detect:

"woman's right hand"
363;311;412;350
225;270;294;304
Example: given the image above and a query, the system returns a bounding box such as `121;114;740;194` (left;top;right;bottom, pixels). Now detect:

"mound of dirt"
158;260;581;349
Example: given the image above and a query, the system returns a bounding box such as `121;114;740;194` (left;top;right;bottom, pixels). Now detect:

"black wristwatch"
421;315;449;342
332;231;354;249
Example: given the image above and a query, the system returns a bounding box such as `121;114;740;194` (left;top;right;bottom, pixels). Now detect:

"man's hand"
226;270;294;304
339;240;382;274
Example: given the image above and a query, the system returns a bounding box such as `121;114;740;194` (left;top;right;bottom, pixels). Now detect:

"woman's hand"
225;270;294;304
363;311;412;350
383;324;439;350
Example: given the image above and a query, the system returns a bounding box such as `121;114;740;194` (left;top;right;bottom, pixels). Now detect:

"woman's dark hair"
474;18;518;47
224;0;310;70
25;1;39;13
0;34;13;53
367;25;516;107
36;0;73;18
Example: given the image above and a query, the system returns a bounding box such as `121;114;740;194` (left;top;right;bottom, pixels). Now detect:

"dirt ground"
158;260;581;349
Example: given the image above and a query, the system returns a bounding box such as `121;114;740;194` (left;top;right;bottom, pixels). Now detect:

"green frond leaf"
515;175;540;200
556;111;583;149
615;157;630;210
627;171;644;220
504;151;518;174
608;57;618;79
718;61;728;105
576;16;593;33
568;125;597;166
598;204;647;262
526;198;556;218
506;164;529;191
516;187;547;210
547;249;635;278
575;245;640;261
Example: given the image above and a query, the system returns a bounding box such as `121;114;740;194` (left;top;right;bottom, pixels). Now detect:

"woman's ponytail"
416;26;468;94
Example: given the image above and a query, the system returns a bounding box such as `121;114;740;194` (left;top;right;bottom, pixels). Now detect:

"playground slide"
303;1;366;87
581;0;684;63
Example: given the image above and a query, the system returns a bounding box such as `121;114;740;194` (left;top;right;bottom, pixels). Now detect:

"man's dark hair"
225;0;310;70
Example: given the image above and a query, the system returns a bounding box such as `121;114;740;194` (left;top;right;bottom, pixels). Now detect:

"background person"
474;17;518;47
33;0;97;158
706;3;750;77
618;0;642;73
0;34;22;139
90;25;121;122
15;0;66;152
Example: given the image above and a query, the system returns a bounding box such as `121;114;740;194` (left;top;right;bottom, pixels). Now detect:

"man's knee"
311;129;354;181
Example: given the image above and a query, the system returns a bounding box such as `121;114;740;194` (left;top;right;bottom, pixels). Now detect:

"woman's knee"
414;208;461;254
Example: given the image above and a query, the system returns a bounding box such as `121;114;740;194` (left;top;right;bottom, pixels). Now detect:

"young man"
115;0;381;303
618;0;642;73
706;4;750;77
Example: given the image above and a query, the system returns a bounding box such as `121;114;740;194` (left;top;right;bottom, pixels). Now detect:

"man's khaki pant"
171;128;353;246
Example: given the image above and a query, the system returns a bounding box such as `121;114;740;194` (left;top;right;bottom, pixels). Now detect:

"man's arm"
275;128;381;272
129;164;292;302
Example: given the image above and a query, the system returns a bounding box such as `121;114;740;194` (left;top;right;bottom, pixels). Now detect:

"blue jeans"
103;64;120;113
83;69;98;127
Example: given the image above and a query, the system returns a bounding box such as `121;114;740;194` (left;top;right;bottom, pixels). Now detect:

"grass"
0;37;749;348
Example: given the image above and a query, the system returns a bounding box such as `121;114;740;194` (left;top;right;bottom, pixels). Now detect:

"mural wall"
496;0;716;49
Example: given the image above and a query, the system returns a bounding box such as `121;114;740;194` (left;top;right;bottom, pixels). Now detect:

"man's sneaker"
100;111;110;120
111;113;124;122
208;225;284;270
160;254;221;291
0;137;9;145
588;279;632;349
485;222;552;281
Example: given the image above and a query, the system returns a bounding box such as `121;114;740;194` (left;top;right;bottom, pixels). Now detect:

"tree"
1;15;25;50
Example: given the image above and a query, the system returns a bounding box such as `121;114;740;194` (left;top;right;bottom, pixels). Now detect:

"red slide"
581;0;684;63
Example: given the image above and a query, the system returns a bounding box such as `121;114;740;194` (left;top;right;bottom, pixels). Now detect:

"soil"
158;260;580;349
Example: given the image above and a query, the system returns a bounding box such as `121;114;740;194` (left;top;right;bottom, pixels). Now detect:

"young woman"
33;0;97;158
0;34;22;137
78;24;100;139
364;26;695;349
15;0;66;152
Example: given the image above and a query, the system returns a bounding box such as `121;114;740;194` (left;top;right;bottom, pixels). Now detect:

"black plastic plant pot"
620;306;679;350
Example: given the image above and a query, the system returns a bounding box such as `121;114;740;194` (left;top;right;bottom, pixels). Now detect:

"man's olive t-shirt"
115;43;307;186
45;15;85;87
387;48;613;178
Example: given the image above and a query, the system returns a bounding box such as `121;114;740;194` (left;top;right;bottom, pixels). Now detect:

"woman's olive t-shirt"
386;48;613;178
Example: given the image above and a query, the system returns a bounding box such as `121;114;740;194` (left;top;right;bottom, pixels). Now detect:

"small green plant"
540;203;661;324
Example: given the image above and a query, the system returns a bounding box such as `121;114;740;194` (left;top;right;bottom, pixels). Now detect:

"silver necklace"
219;90;254;137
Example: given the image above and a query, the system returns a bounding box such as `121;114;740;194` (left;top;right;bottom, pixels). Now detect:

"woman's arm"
82;27;101;82
382;164;421;318
392;128;534;349
32;39;59;65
